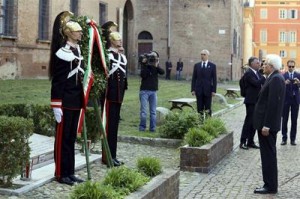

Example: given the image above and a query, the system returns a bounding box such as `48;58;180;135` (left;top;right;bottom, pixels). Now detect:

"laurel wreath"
74;15;108;99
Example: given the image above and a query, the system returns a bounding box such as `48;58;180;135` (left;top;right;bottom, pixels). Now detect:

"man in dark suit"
281;60;300;146
191;49;217;117
176;58;183;80
253;54;285;194
240;57;266;150
165;58;172;80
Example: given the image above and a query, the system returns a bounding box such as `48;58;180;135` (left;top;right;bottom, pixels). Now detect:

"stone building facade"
0;0;243;81
0;0;126;79
127;0;244;81
253;0;300;68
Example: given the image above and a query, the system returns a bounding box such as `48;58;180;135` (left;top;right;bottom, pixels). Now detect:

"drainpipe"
168;0;171;58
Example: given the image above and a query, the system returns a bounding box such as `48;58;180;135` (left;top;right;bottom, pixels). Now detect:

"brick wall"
0;0;243;80
0;0;125;79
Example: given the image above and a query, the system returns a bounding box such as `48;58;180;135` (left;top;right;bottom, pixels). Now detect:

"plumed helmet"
109;32;122;41
60;11;82;38
63;21;82;32
101;21;118;49
49;11;82;79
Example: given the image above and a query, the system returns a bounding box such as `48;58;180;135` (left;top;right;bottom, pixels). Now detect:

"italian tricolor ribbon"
77;19;108;134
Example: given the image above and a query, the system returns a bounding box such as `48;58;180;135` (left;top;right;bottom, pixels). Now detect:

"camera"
139;51;159;66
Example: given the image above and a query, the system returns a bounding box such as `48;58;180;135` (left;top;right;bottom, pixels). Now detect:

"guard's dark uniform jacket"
51;42;84;109
51;42;84;179
106;48;128;103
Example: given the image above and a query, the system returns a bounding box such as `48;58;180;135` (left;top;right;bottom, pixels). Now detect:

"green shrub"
183;127;213;147
202;117;227;138
70;181;123;199
0;104;55;136
0;116;33;187
201;123;218;137
31;105;55;137
183;117;227;147
137;157;162;177
0;104;100;143
158;110;201;139
0;104;31;118
102;166;150;195
70;160;161;199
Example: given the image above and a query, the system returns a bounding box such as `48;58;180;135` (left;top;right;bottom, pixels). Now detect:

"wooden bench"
168;98;197;110
224;88;240;98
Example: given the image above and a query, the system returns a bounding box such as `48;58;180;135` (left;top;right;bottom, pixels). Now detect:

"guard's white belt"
67;57;85;79
108;53;127;76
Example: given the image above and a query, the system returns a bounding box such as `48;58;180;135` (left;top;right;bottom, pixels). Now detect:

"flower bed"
180;132;233;173
126;169;179;199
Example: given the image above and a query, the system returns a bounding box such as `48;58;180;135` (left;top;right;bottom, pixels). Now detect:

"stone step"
28;134;85;169
29;134;55;168
0;133;100;196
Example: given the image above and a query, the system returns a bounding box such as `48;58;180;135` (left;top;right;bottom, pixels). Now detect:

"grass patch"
0;79;50;105
0;76;240;139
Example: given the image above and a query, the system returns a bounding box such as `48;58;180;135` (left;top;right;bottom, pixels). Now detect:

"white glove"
53;108;63;123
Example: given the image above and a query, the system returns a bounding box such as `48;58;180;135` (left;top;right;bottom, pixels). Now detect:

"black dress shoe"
69;175;85;183
102;158;125;167
291;141;297;146
281;141;287;145
112;159;121;167
254;187;277;194
113;158;124;165
239;143;248;150
58;177;74;186
247;143;260;149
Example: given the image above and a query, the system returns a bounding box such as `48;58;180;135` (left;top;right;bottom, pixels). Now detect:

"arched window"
138;31;153;69
138;31;153;40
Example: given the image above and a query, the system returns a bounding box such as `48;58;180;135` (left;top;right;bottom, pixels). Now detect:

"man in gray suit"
253;54;285;194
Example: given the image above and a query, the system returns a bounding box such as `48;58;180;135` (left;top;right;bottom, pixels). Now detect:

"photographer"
281;60;300;146
139;51;165;132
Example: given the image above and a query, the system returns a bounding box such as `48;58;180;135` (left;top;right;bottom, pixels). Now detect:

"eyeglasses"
288;65;295;68
201;54;207;56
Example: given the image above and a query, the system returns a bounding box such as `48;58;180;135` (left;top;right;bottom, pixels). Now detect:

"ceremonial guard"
102;22;127;166
49;11;85;185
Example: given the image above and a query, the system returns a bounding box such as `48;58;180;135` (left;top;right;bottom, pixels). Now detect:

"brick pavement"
2;98;300;199
180;104;300;199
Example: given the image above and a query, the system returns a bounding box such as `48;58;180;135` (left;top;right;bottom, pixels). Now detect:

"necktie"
255;72;260;79
289;73;295;95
